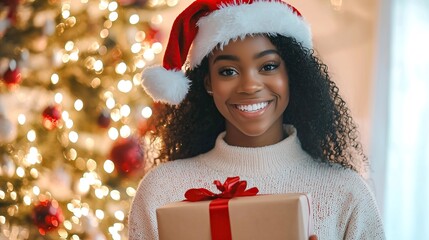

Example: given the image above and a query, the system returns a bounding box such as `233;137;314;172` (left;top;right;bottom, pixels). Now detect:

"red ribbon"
184;176;259;240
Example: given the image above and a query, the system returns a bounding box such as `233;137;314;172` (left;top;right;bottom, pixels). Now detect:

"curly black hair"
149;35;367;173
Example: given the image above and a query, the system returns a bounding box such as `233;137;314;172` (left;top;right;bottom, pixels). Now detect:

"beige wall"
159;0;380;152
289;0;380;154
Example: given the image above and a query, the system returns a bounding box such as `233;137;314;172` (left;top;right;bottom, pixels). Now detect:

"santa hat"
142;0;312;105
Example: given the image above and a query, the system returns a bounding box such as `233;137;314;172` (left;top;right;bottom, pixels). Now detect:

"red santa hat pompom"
142;0;312;105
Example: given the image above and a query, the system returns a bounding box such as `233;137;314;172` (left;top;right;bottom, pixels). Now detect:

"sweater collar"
198;125;311;175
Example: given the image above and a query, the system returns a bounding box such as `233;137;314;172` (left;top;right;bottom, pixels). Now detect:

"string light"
65;119;74;129
106;97;116;109
114;211;124;221
119;125;131;138
23;195;31;205
110;190;120;200
108;1;118;11
94;188;103;199
110;109;121;122
10;192;17;200
104;160;115;173
135;59;146;69
86;159;97;171
74;99;83;111
55;92;63;103
119;105;131;117
95;209;105;220
93;60;103;72
151;14;163;25
65;41;74;51
104;20;113;29
70;50;79;61
100;29;109;38
33;186;40;195
133;73;142;85
143;49;155;61
16;167;25;178
152;42;163;54
69;131;79;143
131;43;142;53
77;178;90;194
99;0;109;10
129;14;140;24
51;73;59;84
115;62;127;74
126;187;136;197
62;53;71;63
24;147;42;165
17;114;26;125
167;0;179;7
58;229;68;238
108;128;119;140
30;168;39;178
65;16;77;28
141;106;152;118
62;10;71;19
91;77;101;88
62;111;70;121
27;130;36;142
109;12;119;22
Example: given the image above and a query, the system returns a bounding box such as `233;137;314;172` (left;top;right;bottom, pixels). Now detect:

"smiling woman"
206;36;289;147
129;0;386;239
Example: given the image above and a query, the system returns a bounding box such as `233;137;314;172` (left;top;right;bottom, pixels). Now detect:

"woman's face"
206;35;290;147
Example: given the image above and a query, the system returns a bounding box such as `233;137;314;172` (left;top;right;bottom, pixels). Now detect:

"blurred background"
0;0;428;239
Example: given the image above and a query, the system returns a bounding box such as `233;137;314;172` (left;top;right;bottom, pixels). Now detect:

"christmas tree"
0;0;177;239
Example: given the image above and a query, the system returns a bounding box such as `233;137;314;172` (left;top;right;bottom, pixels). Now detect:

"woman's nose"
236;71;263;94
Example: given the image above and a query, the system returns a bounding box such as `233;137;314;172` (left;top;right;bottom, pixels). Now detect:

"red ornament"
97;110;111;128
109;137;144;176
42;105;62;130
32;200;64;235
146;26;161;43
2;67;22;86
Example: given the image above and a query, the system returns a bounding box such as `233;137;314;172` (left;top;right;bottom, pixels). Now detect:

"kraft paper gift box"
156;193;313;240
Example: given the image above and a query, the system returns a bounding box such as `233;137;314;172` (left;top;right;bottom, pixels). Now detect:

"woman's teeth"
236;102;269;112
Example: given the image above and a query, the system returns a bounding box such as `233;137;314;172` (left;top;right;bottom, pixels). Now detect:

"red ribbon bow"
185;176;259;201
184;177;259;240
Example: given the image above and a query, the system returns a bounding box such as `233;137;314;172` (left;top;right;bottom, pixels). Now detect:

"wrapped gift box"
156;193;312;240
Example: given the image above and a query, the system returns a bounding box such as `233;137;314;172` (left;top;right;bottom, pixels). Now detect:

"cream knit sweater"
128;125;385;239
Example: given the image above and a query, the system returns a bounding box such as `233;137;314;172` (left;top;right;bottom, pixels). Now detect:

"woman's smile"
234;101;271;113
229;100;273;120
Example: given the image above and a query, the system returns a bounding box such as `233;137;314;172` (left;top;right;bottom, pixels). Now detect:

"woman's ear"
204;75;213;95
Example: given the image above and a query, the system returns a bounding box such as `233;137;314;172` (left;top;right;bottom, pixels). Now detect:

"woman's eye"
219;68;237;76
261;63;279;71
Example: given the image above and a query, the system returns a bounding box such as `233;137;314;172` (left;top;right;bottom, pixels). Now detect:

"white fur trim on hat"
141;66;190;105
189;1;312;68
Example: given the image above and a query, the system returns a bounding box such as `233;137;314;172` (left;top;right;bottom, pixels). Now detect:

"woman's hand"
309;235;318;240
